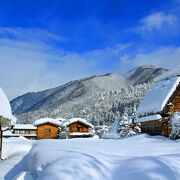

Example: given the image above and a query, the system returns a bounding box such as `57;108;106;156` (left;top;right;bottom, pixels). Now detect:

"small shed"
63;118;94;138
0;87;15;159
34;118;62;139
135;76;180;137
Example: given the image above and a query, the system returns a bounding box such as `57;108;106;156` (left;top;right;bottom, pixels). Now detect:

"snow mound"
26;135;180;179
2;137;33;159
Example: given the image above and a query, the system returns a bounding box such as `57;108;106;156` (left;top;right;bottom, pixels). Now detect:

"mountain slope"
11;65;167;124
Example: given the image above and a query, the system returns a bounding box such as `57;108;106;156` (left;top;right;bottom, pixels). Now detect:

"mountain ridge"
11;65;167;124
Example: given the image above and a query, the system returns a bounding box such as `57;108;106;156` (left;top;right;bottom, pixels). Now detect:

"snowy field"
0;135;180;180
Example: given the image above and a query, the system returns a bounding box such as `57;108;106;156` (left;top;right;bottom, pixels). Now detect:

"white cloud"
118;46;180;72
0;27;66;43
136;12;178;33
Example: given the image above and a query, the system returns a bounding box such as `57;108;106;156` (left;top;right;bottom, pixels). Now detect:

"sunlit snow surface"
0;135;180;180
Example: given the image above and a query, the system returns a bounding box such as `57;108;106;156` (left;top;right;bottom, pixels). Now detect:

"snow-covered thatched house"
0;87;16;158
34;118;62;139
62;118;94;138
135;76;180;137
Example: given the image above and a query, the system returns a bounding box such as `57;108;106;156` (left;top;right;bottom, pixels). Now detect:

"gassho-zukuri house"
0;87;16;159
135;76;180;137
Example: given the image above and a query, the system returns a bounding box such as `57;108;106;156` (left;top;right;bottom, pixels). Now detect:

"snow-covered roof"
0;87;14;121
13;124;37;130
63;118;94;128
34;118;62;126
138;77;180;115
135;114;162;123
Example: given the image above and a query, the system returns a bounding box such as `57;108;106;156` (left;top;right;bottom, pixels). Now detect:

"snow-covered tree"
169;112;180;140
118;113;140;137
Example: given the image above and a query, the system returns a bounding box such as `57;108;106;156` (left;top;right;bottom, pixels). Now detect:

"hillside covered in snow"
11;65;167;124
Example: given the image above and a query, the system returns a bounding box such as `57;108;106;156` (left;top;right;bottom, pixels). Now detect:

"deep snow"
0;135;180;180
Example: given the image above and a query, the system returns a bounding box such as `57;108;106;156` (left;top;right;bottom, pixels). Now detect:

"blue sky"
0;0;180;99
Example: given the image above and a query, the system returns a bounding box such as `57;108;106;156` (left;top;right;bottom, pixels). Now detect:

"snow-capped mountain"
11;65;167;124
127;65;167;85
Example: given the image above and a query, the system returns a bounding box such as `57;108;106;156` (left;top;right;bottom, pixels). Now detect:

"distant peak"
128;64;160;73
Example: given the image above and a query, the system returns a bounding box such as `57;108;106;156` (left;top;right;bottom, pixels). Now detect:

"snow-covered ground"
0;135;180;180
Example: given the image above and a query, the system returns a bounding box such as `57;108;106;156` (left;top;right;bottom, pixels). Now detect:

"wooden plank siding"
141;120;162;135
68;122;89;133
36;123;59;140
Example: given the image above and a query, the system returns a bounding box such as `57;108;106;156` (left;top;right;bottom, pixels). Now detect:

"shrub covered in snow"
169;112;180;140
95;125;109;138
118;113;141;138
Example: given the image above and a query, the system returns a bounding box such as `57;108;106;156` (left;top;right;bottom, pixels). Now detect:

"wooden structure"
136;76;180;137
34;118;61;139
63;118;94;138
3;124;37;140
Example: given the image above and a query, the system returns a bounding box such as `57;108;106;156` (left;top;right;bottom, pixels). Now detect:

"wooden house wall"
173;86;180;112
141;120;162;135
36;123;59;139
68;122;89;133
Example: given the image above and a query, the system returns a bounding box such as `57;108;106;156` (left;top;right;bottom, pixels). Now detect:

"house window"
44;129;51;133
